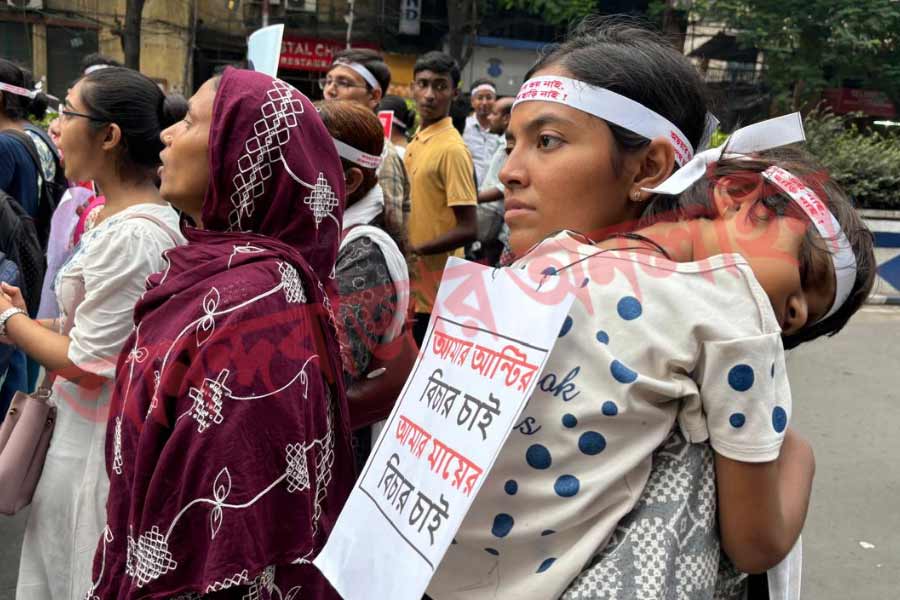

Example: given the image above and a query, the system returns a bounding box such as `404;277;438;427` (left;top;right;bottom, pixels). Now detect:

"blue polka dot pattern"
728;364;755;391
485;548;499;556
537;558;557;573
602;401;618;416
581;278;590;288
526;444;552;469
772;406;788;433
491;513;514;537
596;330;610;344
729;413;746;428
610;360;638;384
578;431;606;455
554;474;580;497
771;362;775;378
542;267;557;276
617;296;642;320
541;529;555;536
504;480;518;495
559;316;573;338
562;413;577;428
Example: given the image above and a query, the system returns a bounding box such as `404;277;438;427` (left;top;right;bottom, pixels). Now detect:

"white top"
428;231;792;599
463;115;504;186
56;202;186;378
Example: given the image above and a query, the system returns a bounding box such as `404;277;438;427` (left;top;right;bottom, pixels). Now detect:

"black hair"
0;59;50;121
79;67;186;172
332;48;392;93
80;53;123;73
526;16;710;175
641;146;876;349
449;95;469;134
469;78;497;94
378;95;413;131
494;96;514;117
413;51;461;89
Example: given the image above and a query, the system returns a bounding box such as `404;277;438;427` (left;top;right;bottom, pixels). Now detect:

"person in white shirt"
462;79;503;186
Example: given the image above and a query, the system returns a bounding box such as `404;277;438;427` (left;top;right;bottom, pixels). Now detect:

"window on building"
46;26;99;98
0;22;33;70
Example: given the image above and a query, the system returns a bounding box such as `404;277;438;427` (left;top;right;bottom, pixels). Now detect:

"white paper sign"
315;257;574;600
247;24;285;78
399;0;422;35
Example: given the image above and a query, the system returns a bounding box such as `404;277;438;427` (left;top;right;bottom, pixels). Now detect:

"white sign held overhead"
399;0;422;35
247;24;285;78
315;257;574;600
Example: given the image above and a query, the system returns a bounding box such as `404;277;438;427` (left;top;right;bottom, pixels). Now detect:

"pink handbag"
0;383;56;515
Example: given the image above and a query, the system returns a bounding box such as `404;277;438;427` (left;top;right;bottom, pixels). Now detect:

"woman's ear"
344;167;364;198
101;123;123;153
630;136;676;197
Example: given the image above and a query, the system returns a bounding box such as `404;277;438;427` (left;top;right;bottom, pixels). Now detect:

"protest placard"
377;110;394;139
314;257;574;600
247;24;285;78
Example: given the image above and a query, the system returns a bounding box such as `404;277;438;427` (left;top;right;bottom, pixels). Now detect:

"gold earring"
631;189;641;202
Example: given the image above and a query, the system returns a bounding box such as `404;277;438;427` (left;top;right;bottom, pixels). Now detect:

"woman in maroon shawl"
87;68;355;599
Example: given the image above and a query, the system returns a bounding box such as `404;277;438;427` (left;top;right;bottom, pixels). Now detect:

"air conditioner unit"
6;0;43;8
285;0;316;13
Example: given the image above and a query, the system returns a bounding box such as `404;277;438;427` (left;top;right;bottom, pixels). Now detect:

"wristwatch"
0;307;26;338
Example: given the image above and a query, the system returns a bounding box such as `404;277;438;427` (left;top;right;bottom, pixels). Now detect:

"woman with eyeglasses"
3;66;187;600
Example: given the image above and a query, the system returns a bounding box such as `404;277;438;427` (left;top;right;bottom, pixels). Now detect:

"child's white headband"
761;166;857;324
333;59;381;92
84;64;112;75
643;113;806;196
513;75;695;166
332;137;382;170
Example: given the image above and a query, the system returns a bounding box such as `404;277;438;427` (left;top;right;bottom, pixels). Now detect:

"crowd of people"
0;14;877;600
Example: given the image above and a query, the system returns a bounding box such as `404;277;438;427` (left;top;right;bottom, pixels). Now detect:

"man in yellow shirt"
405;51;477;345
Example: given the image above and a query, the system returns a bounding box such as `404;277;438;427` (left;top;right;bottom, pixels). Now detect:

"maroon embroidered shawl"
89;68;354;599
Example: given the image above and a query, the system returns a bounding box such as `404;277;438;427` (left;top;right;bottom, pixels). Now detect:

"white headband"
471;83;496;96
84;64;112;75
333;59;381;92
0;81;36;100
761;166;857;323
514;75;695;166
333;137;382;170
642;113;806;196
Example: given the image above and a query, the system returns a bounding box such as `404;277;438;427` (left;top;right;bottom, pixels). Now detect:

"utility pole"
262;0;270;28
345;0;355;48
183;0;198;93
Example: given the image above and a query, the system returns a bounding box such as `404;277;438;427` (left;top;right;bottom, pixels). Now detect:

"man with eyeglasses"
321;49;410;241
405;51;477;346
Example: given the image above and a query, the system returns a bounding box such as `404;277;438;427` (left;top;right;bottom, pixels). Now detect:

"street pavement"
0;307;897;599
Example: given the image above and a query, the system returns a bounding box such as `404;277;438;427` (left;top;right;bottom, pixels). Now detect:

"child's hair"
526;15;710;175
315;99;384;205
642;146;876;349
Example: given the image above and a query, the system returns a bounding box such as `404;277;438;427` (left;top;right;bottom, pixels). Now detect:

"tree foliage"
689;0;900;109
498;0;597;26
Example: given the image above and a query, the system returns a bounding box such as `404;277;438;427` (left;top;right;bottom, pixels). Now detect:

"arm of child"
715;427;815;573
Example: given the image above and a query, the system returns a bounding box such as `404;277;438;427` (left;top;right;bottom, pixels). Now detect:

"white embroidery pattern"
228;80;304;231
196;288;221;346
112;417;124;475
82;526;114;600
303;173;339;228
279;262;306;304
284;443;310;493
229;244;266;269
126;525;178;588
209;467;233;539
188;369;232;433
205;568;249;593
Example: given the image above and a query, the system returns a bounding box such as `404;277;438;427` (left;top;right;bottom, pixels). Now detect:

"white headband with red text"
332;138;382;170
471;83;496;97
0;81;36;100
333;59;381;92
761;166;857;323
513;75;695;166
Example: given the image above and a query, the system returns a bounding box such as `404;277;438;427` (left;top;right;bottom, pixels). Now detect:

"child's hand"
0;282;27;312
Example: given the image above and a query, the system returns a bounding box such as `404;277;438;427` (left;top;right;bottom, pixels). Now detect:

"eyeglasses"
317;77;367;91
413;79;452;93
58;103;106;122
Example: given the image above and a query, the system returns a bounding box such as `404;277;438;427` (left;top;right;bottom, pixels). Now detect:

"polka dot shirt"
428;232;791;600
